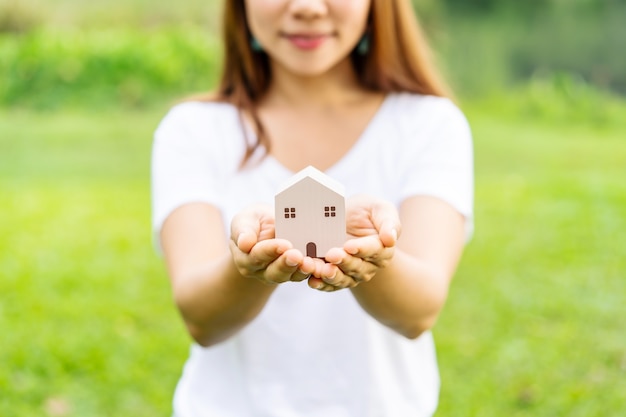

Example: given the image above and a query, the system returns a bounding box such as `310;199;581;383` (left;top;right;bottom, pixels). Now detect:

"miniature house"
275;166;346;258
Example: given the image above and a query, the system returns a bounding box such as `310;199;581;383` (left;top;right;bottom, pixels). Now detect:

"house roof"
276;165;345;196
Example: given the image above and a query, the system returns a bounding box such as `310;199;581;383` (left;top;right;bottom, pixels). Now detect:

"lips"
283;33;331;50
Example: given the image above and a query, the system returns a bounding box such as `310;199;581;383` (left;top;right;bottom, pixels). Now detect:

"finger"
264;248;304;284
344;236;395;267
319;283;340;292
328;272;359;288
335;253;382;283
236;231;258;253
321;262;361;288
323;247;373;284
229;239;262;278
307;261;345;289
307;257;328;279
307;276;343;292
343;235;384;258
245;239;292;270
231;215;261;253
230;206;275;252
290;269;312;282
323;247;347;265
300;256;317;275
307;276;325;290
290;257;316;282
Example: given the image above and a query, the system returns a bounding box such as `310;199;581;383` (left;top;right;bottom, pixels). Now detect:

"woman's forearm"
172;252;276;347
350;249;450;339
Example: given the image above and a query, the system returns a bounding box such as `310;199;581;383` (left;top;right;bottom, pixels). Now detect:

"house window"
284;207;296;219
324;206;336;217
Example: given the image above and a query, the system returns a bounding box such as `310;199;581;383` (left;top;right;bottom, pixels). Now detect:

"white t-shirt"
151;92;473;417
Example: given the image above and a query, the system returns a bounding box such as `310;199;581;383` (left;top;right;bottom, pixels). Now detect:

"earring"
356;34;370;55
250;37;263;53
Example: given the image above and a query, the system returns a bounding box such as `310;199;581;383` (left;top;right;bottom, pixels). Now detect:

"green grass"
0;108;189;415
1;103;625;416
435;108;626;416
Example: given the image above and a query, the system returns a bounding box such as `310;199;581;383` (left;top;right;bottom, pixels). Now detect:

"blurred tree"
0;0;42;33
440;0;626;15
440;0;549;15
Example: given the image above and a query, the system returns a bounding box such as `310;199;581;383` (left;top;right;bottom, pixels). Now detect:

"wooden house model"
275;166;346;258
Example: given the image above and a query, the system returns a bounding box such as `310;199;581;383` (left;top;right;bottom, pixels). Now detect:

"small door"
306;242;317;258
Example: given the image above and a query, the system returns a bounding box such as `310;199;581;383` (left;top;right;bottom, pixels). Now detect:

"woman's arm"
352;196;466;338
160;203;315;347
316;195;466;339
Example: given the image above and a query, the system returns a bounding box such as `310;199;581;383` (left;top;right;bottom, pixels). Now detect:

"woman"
151;0;473;415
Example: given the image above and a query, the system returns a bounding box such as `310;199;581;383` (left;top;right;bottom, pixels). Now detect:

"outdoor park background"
1;0;624;415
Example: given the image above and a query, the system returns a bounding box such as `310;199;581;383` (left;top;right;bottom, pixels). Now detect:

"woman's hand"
230;204;316;285
307;195;401;291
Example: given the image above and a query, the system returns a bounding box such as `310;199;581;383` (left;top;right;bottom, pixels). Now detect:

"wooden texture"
275;166;346;258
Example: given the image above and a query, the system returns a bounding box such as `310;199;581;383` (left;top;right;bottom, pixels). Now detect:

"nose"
288;0;328;19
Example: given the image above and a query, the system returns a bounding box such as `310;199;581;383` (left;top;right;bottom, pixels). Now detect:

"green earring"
357;34;370;55
251;37;263;53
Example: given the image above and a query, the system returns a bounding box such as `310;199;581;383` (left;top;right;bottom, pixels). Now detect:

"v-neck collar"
258;94;394;178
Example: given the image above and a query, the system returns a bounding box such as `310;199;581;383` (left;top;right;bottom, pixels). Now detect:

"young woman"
151;0;473;416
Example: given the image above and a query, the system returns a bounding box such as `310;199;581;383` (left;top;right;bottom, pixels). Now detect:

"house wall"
275;177;346;258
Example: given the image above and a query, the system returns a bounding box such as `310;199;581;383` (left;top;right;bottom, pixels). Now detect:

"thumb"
371;203;401;247
236;231;258;253
378;221;398;248
231;211;263;253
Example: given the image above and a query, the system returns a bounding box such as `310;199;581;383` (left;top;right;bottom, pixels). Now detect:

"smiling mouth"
283;33;332;50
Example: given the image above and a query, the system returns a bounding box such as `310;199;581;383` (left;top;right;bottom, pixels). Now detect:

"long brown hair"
195;0;451;164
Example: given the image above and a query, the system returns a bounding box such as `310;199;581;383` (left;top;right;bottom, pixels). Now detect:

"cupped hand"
345;194;400;245
307;195;401;292
229;204;315;285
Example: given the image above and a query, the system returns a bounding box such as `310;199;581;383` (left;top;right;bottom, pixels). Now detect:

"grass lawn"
1;104;625;416
435;108;626;416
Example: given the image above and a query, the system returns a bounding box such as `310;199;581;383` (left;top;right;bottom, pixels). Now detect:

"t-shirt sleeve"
151;104;225;251
398;98;474;239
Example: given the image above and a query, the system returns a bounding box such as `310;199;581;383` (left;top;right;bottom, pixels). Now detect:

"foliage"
466;72;626;128
431;0;626;15
509;6;626;94
0;0;43;33
0;0;221;32
430;5;626;98
1;1;625;110
0;28;221;109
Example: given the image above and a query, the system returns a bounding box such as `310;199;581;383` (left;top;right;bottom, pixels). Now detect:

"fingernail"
391;229;398;241
286;258;298;267
345;246;358;255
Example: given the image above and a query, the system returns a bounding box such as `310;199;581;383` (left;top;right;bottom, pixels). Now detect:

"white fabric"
151;93;474;417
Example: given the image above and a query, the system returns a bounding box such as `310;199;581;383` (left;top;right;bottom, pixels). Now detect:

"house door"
306;242;317;258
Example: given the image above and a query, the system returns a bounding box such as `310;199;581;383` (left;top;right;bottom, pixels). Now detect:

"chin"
277;59;347;79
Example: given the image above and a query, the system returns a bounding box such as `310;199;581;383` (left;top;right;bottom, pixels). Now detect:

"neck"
263;59;365;109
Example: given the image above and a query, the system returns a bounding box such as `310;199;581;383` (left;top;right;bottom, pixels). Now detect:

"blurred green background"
1;0;624;416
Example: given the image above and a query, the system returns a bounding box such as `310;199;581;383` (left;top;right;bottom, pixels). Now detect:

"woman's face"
245;0;371;77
